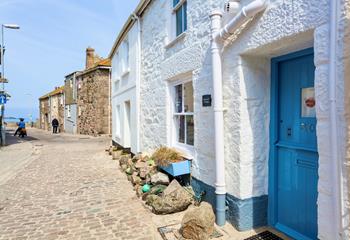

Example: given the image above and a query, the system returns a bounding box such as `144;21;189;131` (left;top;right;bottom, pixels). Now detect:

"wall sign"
301;87;315;118
202;94;212;107
0;94;6;104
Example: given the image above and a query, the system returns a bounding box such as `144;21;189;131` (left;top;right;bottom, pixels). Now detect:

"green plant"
151;146;183;167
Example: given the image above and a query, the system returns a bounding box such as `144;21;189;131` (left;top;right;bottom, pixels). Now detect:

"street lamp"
1;23;20;90
0;23;20;146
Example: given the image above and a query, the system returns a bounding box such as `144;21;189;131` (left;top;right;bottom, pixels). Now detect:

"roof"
76;58;111;77
108;0;152;58
39;86;64;100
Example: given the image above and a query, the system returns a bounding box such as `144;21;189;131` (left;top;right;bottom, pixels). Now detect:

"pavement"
0;128;155;240
0;128;288;240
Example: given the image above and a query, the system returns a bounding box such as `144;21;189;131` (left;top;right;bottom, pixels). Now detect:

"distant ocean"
4;117;31;123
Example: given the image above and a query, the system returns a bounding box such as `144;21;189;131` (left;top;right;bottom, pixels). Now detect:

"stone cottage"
39;86;64;132
110;0;350;239
64;71;79;134
76;48;111;136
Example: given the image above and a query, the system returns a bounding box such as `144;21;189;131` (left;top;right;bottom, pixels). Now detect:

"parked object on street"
14;118;25;137
180;202;215;240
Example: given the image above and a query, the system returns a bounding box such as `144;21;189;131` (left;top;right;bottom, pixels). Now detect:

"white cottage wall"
111;22;140;153
139;0;347;236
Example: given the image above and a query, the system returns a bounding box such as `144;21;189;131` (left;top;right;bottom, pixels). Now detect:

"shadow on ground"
5;129;39;146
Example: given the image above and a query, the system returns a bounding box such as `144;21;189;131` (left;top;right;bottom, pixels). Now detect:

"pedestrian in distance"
52;118;59;134
14;118;26;137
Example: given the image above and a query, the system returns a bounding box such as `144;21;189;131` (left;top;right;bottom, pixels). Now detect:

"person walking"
52;118;59;134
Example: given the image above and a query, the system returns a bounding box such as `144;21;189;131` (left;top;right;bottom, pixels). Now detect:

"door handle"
287;127;292;136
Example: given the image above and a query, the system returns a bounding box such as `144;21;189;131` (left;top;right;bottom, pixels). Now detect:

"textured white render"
139;0;348;237
111;22;140;153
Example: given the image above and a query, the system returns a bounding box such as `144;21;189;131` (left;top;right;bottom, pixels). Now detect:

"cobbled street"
0;128;155;240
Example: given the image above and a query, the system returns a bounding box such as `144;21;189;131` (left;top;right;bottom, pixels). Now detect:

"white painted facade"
111;20;141;153
111;0;350;238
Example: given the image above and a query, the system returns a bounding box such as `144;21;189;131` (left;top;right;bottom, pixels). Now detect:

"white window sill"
173;143;194;160
165;31;187;49
121;69;130;78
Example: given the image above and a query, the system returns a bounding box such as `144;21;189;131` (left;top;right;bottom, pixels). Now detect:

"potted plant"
152;146;191;177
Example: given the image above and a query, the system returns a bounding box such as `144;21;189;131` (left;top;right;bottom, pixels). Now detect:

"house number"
300;123;315;132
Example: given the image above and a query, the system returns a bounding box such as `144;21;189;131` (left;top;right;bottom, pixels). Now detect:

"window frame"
172;0;187;38
115;105;121;138
169;78;194;155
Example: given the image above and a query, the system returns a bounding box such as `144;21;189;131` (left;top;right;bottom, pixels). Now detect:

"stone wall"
39;98;50;130
49;94;64;132
77;68;110;136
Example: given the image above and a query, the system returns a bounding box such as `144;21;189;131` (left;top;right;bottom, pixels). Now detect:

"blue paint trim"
268;48;315;230
191;178;268;231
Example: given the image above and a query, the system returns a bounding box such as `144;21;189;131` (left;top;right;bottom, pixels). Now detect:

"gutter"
132;13;142;153
210;0;268;226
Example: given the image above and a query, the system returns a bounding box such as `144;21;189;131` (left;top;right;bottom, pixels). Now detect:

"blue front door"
269;48;318;240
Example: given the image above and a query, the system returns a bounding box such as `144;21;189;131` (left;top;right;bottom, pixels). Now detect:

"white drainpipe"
329;0;342;238
210;0;269;226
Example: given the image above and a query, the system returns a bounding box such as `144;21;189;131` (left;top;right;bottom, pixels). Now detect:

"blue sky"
0;0;139;119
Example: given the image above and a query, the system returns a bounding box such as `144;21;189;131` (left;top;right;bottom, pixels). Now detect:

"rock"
151;172;170;185
127;175;132;182
180;202;215;240
135;161;146;169
135;185;143;198
119;155;129;166
121;164;128;172
112;150;123;160
139;166;151;179
150;185;167;195
132;153;143;163
145;180;192;214
125;167;133;175
131;175;142;186
163;179;182;195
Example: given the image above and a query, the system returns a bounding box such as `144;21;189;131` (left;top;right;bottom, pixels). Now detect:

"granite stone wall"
77;68;110;136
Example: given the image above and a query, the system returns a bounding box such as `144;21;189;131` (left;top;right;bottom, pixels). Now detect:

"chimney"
86;47;95;69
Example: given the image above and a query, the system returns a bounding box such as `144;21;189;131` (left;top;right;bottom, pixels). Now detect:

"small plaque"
202;95;212;107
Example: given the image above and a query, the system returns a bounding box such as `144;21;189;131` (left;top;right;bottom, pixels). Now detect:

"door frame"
268;48;316;233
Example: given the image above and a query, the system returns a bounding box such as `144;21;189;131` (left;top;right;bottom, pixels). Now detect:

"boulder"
135;161;146;169
180;202;215;240
145;180;192;214
135;185;143;198
151;172;170;185
139;166;151;179
120;164;128;172
131;175;142;186
112;150;123;160
119;155;129;166
150;184;167;195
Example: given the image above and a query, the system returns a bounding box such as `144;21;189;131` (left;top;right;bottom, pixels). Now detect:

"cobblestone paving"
0;130;155;240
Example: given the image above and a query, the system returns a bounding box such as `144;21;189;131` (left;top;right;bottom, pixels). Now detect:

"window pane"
175;84;183;113
186;115;194;145
176;115;185;143
183;81;193;112
173;0;180;7
183;1;187;32
176;6;183;36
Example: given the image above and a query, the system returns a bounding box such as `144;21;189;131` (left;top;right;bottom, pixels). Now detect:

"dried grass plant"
151;146;184;167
